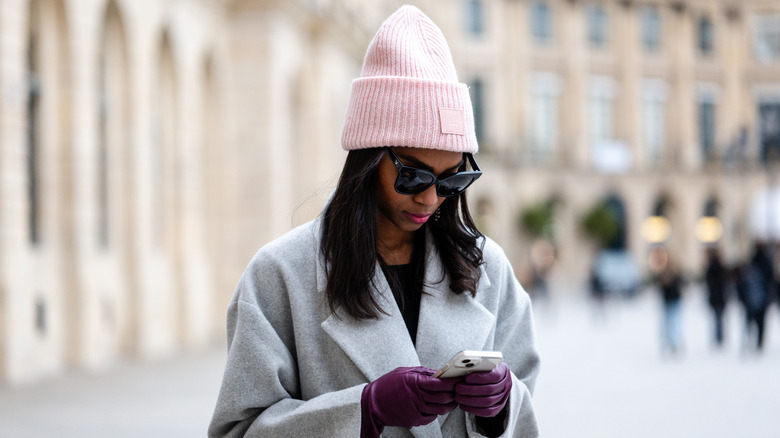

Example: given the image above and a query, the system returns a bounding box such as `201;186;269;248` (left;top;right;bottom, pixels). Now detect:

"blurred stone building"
452;0;780;297
1;0;779;385
0;0;380;385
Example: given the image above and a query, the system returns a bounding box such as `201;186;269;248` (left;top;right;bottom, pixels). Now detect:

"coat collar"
317;217;495;389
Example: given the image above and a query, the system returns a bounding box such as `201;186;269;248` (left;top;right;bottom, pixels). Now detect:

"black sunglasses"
384;147;482;197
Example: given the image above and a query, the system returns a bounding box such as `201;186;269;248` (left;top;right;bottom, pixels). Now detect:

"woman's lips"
404;212;431;224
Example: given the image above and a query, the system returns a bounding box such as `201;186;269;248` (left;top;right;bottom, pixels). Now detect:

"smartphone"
433;350;503;379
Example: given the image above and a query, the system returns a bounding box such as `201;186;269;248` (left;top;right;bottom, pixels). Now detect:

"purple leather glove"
361;366;459;438
454;362;512;417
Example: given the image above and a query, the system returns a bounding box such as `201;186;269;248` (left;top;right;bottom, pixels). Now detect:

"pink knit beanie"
341;5;478;153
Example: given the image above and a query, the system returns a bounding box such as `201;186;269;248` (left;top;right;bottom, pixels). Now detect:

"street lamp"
695;216;724;244
641;215;671;244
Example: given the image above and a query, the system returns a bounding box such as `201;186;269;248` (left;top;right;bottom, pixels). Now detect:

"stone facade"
448;0;780;292
0;0;370;385
460;0;780;292
1;0;779;384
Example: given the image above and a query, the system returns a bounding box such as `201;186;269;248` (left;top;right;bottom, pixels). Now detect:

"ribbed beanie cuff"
341;5;478;153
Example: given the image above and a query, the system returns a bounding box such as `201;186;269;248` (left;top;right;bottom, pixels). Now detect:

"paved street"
0;348;226;438
1;285;779;437
534;286;780;438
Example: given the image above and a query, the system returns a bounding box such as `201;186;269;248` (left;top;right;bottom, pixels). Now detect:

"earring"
433;208;441;222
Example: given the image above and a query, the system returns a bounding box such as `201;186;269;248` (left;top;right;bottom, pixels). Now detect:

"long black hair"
320;148;484;320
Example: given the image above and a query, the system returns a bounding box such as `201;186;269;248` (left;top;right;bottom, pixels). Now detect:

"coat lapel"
320;265;421;382
317;224;494;438
414;239;495;372
319;233;495;381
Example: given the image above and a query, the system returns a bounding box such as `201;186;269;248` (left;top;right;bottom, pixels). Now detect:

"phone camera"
461;359;471;364
465;363;475;368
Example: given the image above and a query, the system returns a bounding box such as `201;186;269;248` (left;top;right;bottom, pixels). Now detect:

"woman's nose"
413;184;440;206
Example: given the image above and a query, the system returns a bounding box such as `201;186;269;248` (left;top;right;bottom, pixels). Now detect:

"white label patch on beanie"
439;108;465;135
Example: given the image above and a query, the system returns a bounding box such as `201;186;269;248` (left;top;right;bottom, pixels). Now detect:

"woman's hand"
454;362;512;417
361;366;459;438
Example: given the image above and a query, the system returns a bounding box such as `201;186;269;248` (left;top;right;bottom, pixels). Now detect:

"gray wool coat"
208;218;541;437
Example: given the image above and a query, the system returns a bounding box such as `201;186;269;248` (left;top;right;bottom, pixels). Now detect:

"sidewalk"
1;285;779;437
0;348;226;438
534;285;780;438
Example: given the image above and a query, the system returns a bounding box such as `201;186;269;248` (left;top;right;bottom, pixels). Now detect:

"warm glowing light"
695;216;723;243
641;216;672;243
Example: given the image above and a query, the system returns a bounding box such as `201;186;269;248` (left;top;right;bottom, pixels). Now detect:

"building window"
587;4;608;49
758;102;780;163
603;195;627;249
697;16;714;56
469;79;485;144
754;13;780;63
698;100;716;163
588;76;615;147
35;296;47;335
703;197;718;217
698;83;720;165
532;1;553;45
530;72;560;165
589;77;631;173
640;5;662;52
466;0;484;37
653;196;670;218
27;7;42;246
97;1;130;249
97;49;110;247
642;79;668;166
155;32;178;249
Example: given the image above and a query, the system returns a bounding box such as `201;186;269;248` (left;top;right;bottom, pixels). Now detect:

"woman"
649;246;684;355
209;6;540;437
704;247;727;347
736;243;774;352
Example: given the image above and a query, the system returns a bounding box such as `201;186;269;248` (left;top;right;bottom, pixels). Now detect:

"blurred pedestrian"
649;246;685;356
736;242;775;352
752;242;776;297
208;6;540;438
528;238;556;301
589;266;606;304
587;263;609;323
704;247;728;348
775;242;780;310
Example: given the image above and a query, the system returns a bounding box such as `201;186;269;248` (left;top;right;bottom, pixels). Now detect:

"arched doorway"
152;29;183;345
26;0;73;373
97;0;134;357
604;194;628;250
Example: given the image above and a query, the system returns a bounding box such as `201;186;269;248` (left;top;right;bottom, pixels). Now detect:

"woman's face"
375;146;464;239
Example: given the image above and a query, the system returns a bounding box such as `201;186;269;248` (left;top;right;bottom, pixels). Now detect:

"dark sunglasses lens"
437;174;477;197
397;169;435;194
